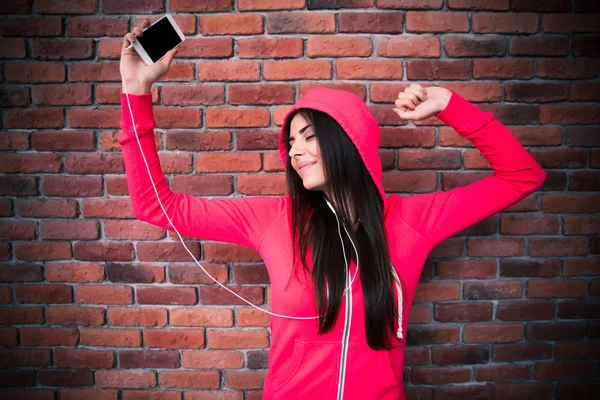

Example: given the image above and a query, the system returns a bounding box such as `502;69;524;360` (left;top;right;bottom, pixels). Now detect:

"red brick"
0;176;37;196
0;38;26;58
0;263;42;282
563;257;600;276
40;220;99;240
95;370;156;389
476;364;531;382
108;307;167;327
237;174;286;195
339;12;402;33
47;306;105;326
0;220;35;240
435;259;496;279
170;308;233;327
555;341;600;360
166;130;231;151
407;326;460;345
32;39;93;59
414;282;460;302
473;59;534;79
32;131;95;151
38;369;93;386
67;16;128;37
473;12;537;33
526;322;586;341
200;286;263;306
497;301;555;321
434;302;493;322
264;60;332;80
170;0;232;12
542;194;600;213
183;349;244;369
32;83;92;105
493;343;552;362
237;307;271;327
159;371;219;389
412;367;471;385
36;0;99;14
55;348;115;369
69;62;120;81
16;283;72;303
337;59;404;80
467;237;524;256
170;176;233;196
558;299;600;319
538;58;600;80
431;345;489;366
106;263;166;283
20;327;79;346
176;37;233;58
0;86;30;106
266;12;335;34
43;176;103;197
0;0;31;13
534;361;597;380
527;279;587;298
169;263;228;285
407;11;469;32
0;307;44;324
161;85;224;105
201;14;263;35
229;84;295;105
81;328;141;347
62;388;118;400
104;220;166;241
464;323;523;343
73;242;133;262
0;348;51;367
119;350;180;369
196;153;261;173
75;285;133;304
224;370;267;390
82;198;135;218
136;242;200;262
238;37;303;59
137;286;197;305
207;329;269;349
378;35;440;57
144;329;205;349
4;108;64;129
1;16;62;37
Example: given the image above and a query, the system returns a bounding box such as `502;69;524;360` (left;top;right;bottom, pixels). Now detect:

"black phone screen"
137;17;182;63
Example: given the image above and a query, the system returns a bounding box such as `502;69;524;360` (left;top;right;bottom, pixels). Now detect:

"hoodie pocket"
271;340;340;398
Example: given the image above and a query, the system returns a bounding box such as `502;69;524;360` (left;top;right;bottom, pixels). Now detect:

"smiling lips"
298;162;316;174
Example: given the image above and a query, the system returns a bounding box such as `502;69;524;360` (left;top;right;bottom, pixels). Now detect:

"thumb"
393;107;416;121
159;48;178;69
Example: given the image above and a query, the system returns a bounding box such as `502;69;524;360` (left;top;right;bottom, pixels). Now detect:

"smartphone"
132;14;185;65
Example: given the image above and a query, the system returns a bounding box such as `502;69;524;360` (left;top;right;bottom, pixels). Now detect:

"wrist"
437;88;453;113
122;80;152;95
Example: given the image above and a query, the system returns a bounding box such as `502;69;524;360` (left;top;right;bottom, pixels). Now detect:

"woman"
119;20;546;400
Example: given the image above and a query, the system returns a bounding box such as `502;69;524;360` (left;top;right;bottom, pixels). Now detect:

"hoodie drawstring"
390;265;403;339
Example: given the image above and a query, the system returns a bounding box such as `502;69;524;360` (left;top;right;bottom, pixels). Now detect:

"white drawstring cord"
119;46;368;321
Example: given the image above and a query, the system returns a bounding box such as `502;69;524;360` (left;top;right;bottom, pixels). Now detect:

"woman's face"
288;113;327;192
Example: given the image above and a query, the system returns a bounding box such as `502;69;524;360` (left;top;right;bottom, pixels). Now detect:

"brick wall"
0;0;599;399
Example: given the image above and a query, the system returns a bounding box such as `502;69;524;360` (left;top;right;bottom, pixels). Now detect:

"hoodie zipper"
336;262;352;400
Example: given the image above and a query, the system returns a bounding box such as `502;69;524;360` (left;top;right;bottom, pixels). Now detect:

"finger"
397;93;419;109
395;98;415;110
122;32;136;52
403;87;427;103
133;27;142;37
393;107;414;120
142;19;151;29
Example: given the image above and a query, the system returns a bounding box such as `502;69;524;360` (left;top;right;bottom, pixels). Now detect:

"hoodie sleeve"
119;92;285;251
397;89;547;248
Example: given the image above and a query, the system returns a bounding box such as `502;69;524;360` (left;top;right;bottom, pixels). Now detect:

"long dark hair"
284;108;398;350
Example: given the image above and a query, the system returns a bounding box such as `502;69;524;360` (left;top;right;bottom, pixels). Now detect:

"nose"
289;139;305;158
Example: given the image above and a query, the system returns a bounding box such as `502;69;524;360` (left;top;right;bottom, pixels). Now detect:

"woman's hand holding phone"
121;19;178;94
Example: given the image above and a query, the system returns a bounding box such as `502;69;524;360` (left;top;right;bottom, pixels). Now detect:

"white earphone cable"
119;47;359;320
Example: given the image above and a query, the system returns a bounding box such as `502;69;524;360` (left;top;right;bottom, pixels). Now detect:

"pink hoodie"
119;87;546;399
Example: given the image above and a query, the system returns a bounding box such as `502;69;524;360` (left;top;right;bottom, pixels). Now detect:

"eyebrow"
289;124;313;141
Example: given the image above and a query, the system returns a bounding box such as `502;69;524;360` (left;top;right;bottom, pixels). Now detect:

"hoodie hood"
278;86;389;216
